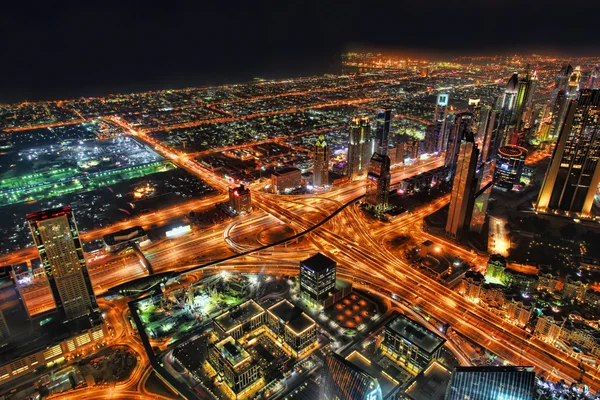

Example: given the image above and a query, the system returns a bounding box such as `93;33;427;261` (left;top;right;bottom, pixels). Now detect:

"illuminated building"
102;226;148;252
568;66;582;97
536;89;600;217
562;275;589;301
313;134;329;187
550;90;569;140
214;299;265;340
433;94;449;153
271;167;301;194
299;253;336;305
446;134;479;239
554;64;573;96
478;107;498;164
208;336;263;399
444;112;473;172
534;309;565;344
347;117;372;179
496;73;519;148
493;145;527;191
27;206;97;321
266;299;317;357
513;67;535;131
322;352;383;400
486;254;507;284
445;366;536;400
374;109;391;155
228;184;252;215
366;153;391;214
381;314;445;373
459;271;484;301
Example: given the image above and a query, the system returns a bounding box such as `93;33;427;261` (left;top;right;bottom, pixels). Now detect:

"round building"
494;146;527;191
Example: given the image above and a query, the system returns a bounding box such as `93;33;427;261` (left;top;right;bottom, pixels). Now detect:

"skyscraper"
347;117;371;180
433;94;450;153
536;89;600;217
366;153;391;215
313;134;329;187
497;73;519;148
445;366;536;400
479;108;498;163
568;66;582;97
27;206;97;321
299;253;336;305
374;109;391;155
446;135;479;239
550;90;569;139
322;353;382;400
444;112;473;172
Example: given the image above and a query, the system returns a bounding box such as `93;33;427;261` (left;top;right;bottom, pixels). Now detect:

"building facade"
299;253;336;304
347;117;371;180
313;135;329;187
445;366;536;400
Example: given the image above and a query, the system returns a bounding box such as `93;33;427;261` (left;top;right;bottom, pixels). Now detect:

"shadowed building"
347;117;372;179
445;366;536;400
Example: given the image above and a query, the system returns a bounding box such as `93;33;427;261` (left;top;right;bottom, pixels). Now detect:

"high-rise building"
228;184;252;215
322;353;383;400
445;112;474;172
445;366;536;400
366;153;391;215
470;161;494;234
536;89;600;217
446;135;479;239
313;135;329;187
493;145;527;191
568;66;582;97
374;109;392;155
479;108;498;163
549;90;569;139
27;206;97;321
554;64;573;96
347;117;371;180
299;253;336;304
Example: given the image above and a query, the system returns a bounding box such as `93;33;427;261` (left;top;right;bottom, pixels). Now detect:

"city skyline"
3;45;600;399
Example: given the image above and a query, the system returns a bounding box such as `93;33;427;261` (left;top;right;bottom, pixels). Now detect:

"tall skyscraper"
299;253;336;305
313;134;329;187
374;109;391;155
322;353;382;400
445;366;536;400
550;90;569;139
568;66;582;97
27;206;97;321
497;73;519;148
536;89;600;217
366;153;391;215
445;112;473;172
433;94;450;153
347;117;371;180
479;108;498;163
446;135;479;239
554;64;573;96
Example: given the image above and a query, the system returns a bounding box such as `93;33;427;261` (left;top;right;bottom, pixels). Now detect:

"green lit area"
0;161;176;206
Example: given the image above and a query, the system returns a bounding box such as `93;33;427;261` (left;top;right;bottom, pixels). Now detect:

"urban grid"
3;50;600;400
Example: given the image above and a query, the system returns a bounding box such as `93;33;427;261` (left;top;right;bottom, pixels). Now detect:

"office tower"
374;109;392;155
470;161;494;234
366;153;391;215
513;67;534;131
445;366;536;400
494;145;527;191
550;90;569;139
228;184;252;215
313;135;329;187
568;66;582;97
468;98;482;134
479;108;498;163
446;135;479;239
27;206;97;321
433;94;449;153
322;353;382;400
444;112;473;171
271;167;302;193
554;64;573;95
496;73;519;148
299;253;336;304
591;65;599;90
347;117;371;179
381;314;445;373
536;89;600;217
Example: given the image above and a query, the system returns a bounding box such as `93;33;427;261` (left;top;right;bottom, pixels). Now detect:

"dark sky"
2;1;600;103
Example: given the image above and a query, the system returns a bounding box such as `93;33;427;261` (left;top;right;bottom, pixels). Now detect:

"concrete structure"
266;299;317;357
347;117;372;180
313;135;329;187
271;167;302;194
27;206;97;321
228;185;252;215
366;153;391;215
322;352;383;400
494;146;527;191
214;300;265;340
446;366;536;400
381;314;445;374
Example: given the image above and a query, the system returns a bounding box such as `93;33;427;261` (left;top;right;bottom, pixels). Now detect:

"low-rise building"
103;226;148;252
271;167;302;194
214;300;265;340
228;185;252;215
534;308;565;344
266;299;317;357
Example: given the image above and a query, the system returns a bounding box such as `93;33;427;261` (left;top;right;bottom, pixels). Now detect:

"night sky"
3;1;600;103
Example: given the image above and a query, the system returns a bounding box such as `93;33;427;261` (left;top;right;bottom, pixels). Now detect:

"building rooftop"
405;362;451;400
214;299;264;334
301;253;336;273
272;167;301;176
26;206;72;221
215;336;251;369
345;351;399;398
386;314;445;355
268;299;315;335
103;226;147;245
